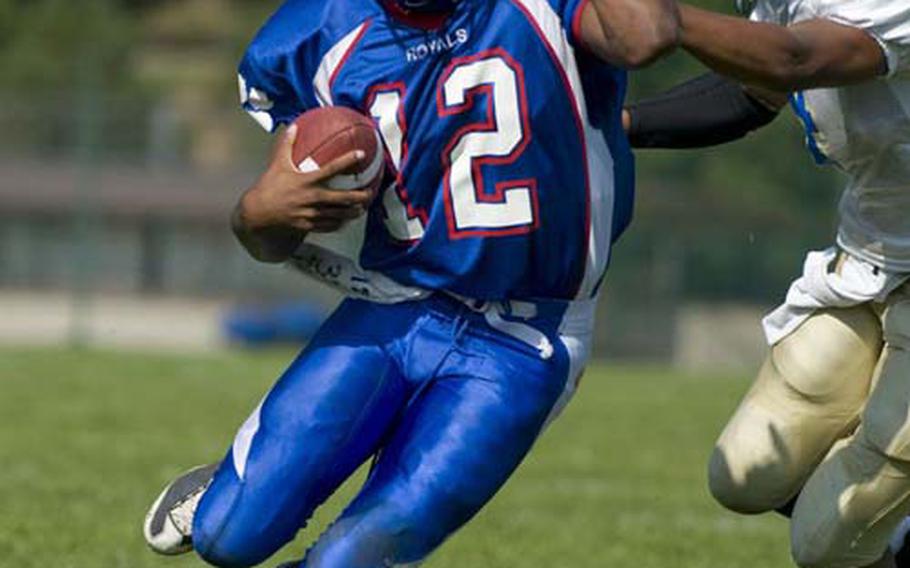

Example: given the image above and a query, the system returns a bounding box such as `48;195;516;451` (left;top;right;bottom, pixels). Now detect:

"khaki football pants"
707;283;910;568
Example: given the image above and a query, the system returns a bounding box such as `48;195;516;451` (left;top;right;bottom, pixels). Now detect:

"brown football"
291;106;385;195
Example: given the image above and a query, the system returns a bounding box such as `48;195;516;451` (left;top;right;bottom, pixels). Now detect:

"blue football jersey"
239;0;634;301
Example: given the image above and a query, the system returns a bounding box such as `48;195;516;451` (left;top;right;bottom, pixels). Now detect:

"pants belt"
445;293;555;360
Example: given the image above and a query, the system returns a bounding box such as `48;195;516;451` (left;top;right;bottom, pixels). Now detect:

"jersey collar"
380;0;452;30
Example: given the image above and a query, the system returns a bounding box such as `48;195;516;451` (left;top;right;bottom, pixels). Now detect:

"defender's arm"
624;73;784;149
578;0;681;68
679;4;887;91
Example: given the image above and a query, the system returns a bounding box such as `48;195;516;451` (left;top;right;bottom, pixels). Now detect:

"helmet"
393;0;460;12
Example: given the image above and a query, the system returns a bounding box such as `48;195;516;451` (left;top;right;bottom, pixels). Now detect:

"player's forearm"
679;4;884;91
585;0;680;68
679;5;815;90
231;194;304;264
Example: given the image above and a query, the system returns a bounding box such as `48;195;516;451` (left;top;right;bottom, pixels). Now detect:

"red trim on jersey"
329;20;373;91
508;0;592;298
380;1;452;30
436;48;539;240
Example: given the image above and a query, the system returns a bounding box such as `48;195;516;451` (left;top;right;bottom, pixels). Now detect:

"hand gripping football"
291;107;385;195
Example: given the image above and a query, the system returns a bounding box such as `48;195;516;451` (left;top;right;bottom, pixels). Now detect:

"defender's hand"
240;125;375;234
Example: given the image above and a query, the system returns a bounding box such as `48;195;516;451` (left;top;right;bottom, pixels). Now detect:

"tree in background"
0;0;135;91
624;5;840;303
0;0;841;304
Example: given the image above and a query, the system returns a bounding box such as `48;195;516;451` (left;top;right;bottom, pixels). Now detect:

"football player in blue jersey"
143;1;678;566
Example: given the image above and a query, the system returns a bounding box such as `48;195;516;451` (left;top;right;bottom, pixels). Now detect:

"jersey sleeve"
237;0;328;132
809;0;910;77
238;52;308;133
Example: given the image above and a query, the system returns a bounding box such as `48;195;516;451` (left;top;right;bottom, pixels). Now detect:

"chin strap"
393;0;459;13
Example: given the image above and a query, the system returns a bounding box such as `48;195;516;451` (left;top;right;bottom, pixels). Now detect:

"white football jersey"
752;0;910;271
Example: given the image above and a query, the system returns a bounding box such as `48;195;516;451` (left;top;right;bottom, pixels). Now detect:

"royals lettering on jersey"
239;0;634;301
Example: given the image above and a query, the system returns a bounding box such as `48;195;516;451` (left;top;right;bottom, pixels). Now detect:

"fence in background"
0;90;806;365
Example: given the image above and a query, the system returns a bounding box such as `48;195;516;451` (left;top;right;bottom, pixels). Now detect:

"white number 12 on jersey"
368;49;538;243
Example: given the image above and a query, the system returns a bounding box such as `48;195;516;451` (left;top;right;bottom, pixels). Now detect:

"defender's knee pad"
707;443;788;514
707;367;816;515
773;307;881;402
707;308;882;517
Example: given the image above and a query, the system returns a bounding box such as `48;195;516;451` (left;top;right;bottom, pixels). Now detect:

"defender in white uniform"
753;0;910;274
626;1;910;567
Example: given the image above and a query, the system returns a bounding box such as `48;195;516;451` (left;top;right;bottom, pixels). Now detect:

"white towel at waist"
763;247;910;345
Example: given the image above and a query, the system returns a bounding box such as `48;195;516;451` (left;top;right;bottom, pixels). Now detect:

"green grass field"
0;348;790;568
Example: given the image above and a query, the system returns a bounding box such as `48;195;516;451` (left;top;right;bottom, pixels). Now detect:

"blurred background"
0;0;840;369
0;1;839;566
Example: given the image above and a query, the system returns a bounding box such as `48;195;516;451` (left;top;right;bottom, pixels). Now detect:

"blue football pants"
192;294;589;567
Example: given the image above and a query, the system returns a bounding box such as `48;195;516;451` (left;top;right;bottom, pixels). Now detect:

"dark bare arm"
232;125;373;263
679;4;887;91
578;0;681;68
